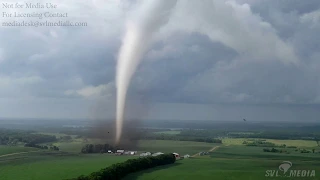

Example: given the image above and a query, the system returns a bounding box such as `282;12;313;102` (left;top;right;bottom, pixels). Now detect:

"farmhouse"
184;154;190;158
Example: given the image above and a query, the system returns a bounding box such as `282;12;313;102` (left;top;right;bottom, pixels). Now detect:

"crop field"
222;138;319;148
0;140;217;180
211;145;320;160
53;141;86;152
222;138;247;145
1;136;319;180
0;145;38;156
0;152;134;180
266;139;318;147
52;138;106;152
48;139;215;154
34;132;75;138
125;145;320;180
137;140;217;155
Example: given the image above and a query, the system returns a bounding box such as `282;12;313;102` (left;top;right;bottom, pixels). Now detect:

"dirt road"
191;146;220;157
209;146;219;152
0;151;40;158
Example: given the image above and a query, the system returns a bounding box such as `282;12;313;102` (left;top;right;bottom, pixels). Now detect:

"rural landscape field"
0;120;320;180
2;0;320;179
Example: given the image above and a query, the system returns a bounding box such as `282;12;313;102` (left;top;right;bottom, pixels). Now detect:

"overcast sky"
1;0;320;121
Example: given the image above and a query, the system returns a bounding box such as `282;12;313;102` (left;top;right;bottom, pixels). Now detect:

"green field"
34;132;75;138
0;145;38;156
222;138;318;148
266;139;318;147
53;141;87;152
0;152;134;180
137;140;217;155
1;139;319;180
0;140;216;180
211;145;320;160
52;138;106;152
125;145;320;180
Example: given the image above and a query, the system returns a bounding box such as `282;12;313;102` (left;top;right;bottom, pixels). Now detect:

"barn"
115;150;124;155
173;152;180;159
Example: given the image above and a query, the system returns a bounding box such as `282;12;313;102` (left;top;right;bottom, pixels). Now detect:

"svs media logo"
265;161;316;178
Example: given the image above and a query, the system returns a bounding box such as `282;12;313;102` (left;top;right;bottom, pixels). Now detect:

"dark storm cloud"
130;32;238;102
129;0;320;105
1;0;320;119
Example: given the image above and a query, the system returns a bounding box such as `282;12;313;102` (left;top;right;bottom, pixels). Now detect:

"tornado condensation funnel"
115;0;177;144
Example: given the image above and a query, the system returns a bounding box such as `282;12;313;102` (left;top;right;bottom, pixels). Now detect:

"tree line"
263;148;288;153
68;153;176;180
0;128;57;145
230;130;320;141
81;144;115;154
263;147;318;154
24;143;59;151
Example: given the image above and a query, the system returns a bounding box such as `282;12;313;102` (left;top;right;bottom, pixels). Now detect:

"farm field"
52;138;105;152
34;132;74;138
0;145;38;156
12;139;216;155
0;152;134;180
222;138;318;148
1;125;320;180
211;145;320;160
0;139;217;180
125;145;320;180
266;139;318;147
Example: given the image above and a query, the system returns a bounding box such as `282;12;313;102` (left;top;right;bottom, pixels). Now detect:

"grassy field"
0;140;216;180
0;152;134;180
125;157;320;180
222;138;318;148
34;132;74;138
125;145;320;180
52;138;106;152
137;140;217;155
0;145;38;156
222;138;247;145
211;145;320;160
1;139;319;180
47;139;216;155
266;139;318;147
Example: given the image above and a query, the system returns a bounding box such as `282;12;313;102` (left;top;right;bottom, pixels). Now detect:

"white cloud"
300;9;320;24
0;75;44;98
65;83;115;98
163;0;298;64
